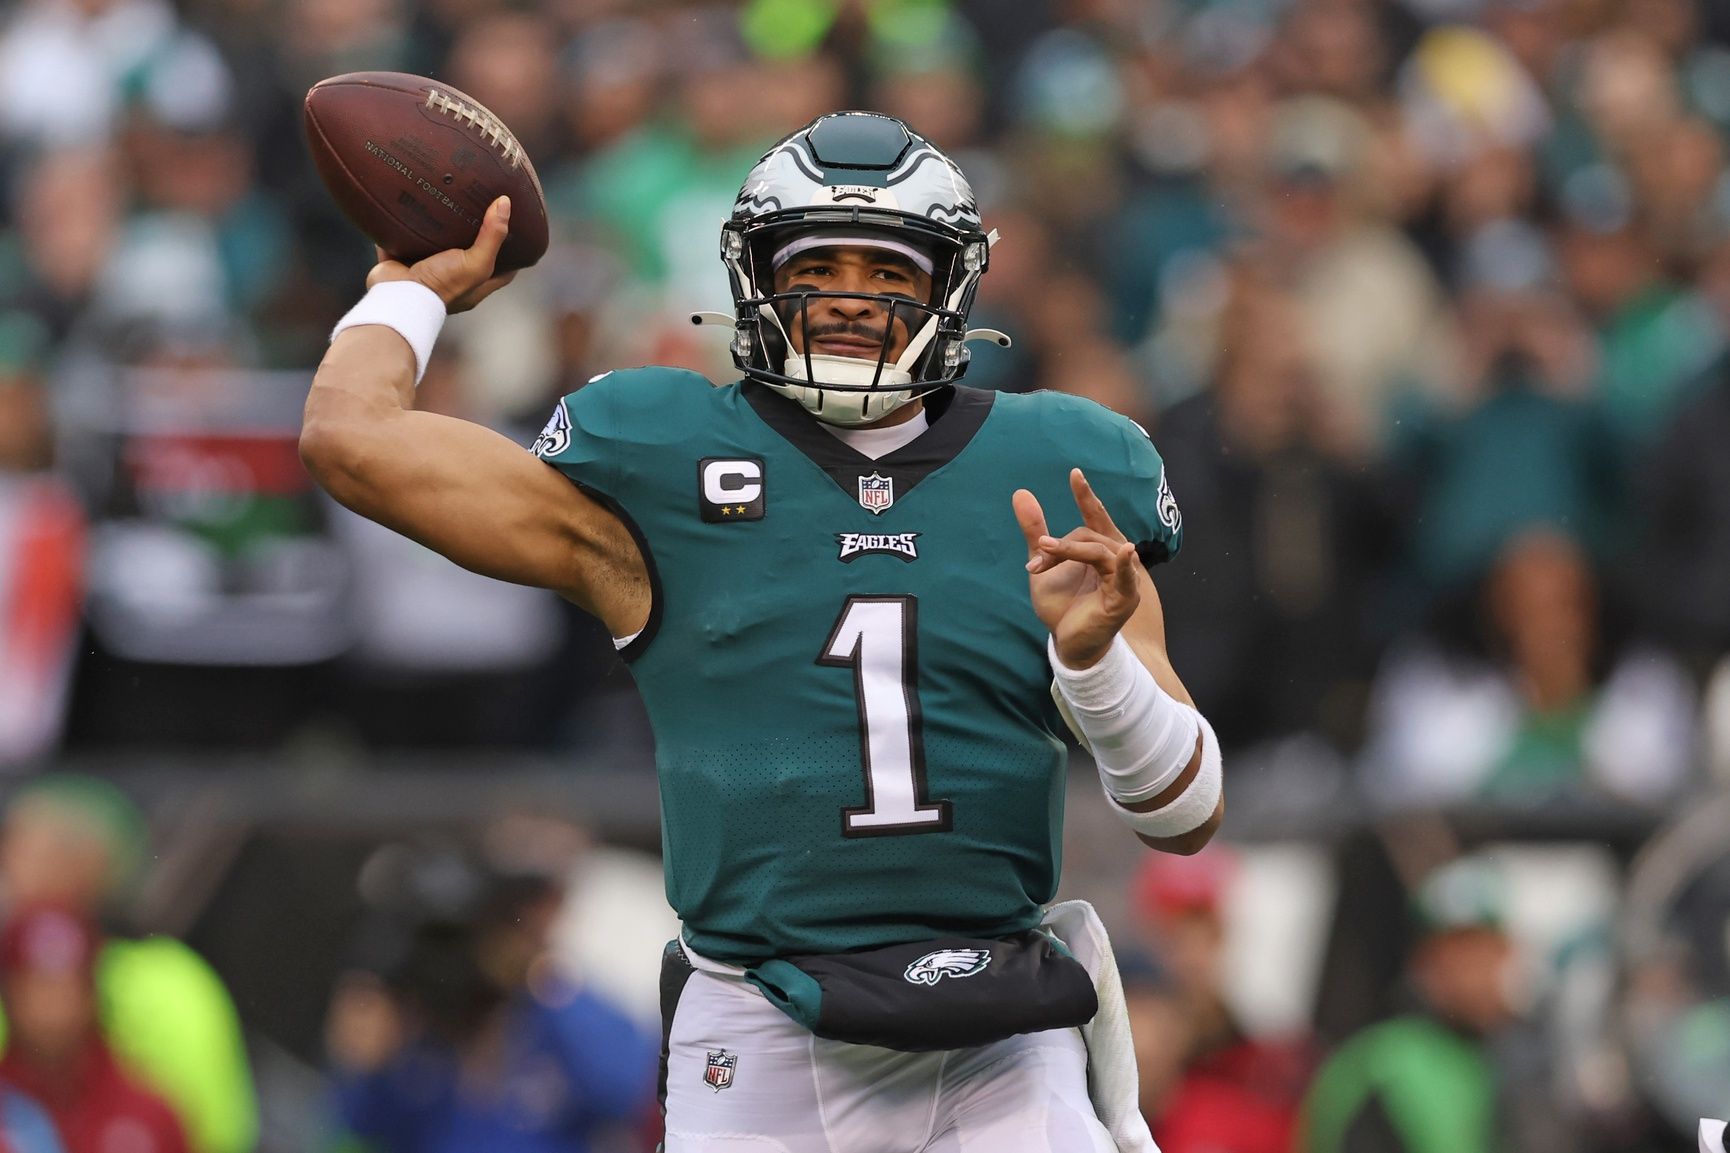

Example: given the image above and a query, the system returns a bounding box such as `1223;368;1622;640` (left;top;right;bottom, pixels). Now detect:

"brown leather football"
304;71;549;273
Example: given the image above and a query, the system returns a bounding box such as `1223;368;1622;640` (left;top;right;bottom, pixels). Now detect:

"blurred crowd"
2;0;1730;1148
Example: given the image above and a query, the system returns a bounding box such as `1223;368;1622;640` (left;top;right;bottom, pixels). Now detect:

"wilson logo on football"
904;948;991;986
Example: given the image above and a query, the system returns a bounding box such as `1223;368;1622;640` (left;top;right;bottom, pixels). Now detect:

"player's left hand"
1013;468;1141;670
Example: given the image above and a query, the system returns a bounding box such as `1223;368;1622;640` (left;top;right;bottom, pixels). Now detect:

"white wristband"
1049;634;1202;804
330;281;447;385
1105;712;1222;839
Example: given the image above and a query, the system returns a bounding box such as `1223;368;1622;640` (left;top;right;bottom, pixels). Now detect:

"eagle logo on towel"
904;948;991;986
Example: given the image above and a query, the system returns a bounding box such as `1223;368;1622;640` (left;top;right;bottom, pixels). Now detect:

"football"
303;71;549;273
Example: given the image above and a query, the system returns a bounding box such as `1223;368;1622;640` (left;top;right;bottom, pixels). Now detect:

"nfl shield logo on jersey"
857;472;894;515
703;1049;737;1091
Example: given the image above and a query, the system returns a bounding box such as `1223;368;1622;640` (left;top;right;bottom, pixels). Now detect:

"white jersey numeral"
818;596;952;836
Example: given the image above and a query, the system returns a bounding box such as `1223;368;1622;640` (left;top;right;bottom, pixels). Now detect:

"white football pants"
661;954;1117;1153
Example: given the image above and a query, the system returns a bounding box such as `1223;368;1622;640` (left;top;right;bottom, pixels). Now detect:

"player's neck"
820;406;930;459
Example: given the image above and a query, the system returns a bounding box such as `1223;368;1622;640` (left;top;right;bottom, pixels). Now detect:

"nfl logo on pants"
704;1049;737;1091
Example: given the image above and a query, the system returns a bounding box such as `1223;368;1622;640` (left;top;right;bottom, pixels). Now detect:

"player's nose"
826;290;877;320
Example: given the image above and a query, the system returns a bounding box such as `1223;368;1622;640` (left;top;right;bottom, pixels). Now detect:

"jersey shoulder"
531;366;728;493
533;366;718;456
989;389;1184;563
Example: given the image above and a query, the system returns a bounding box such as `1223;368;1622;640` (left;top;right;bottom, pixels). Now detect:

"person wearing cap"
1299;858;1562;1153
0;905;187;1153
0;777;256;1153
304;110;1221;1151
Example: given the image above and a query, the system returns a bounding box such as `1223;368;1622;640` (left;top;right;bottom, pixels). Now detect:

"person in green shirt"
1301;858;1564;1153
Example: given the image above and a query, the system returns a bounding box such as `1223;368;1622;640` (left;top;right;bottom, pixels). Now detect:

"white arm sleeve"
1050;635;1221;838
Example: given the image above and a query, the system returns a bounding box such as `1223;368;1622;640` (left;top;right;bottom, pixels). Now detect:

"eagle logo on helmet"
903;947;992;986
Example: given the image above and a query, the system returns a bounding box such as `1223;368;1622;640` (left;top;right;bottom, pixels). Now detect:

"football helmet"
695;112;1009;426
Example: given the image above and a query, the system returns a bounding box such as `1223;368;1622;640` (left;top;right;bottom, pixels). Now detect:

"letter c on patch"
702;459;762;505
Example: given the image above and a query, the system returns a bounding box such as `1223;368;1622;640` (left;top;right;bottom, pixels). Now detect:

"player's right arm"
299;197;650;637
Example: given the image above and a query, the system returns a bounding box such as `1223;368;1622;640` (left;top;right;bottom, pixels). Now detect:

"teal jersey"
535;371;1182;963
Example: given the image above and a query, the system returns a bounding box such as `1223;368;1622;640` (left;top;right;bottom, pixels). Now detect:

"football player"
302;112;1223;1152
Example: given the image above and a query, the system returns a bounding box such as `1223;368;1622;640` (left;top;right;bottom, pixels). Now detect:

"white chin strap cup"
778;354;914;427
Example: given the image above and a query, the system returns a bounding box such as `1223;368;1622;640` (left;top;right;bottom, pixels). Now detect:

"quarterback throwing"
302;112;1223;1153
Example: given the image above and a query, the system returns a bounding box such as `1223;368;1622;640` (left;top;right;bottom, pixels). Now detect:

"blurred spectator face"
872;65;984;154
1197;71;1277;191
1212;286;1316;458
1486;0;1568;84
1411;926;1515;1035
16;148;125;304
1486;530;1597;694
283;0;402;75
1443;148;1536;237
1023;268;1111;354
0;371;52;474
1577;31;1680;148
562;19;663;152
0;908;101;1069
972;207;1051;316
474;878;563;992
1623;0;1697;59
1558;222;1656;319
127;126;252;217
1132;849;1236;999
1;797;124;912
756;54;845;141
1275;0;1387;103
446;12;560;151
1458;285;1594;398
1260;99;1373;247
1626;118;1723;251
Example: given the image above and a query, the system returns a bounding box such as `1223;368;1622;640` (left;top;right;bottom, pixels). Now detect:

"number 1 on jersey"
819;596;953;836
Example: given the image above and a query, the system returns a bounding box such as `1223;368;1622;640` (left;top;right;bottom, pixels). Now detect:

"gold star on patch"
734;505;747;515
719;506;732;516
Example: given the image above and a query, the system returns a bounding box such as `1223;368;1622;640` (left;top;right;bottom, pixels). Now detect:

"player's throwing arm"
299;198;652;639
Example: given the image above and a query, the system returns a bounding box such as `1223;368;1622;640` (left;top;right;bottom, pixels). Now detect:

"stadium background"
3;0;1730;1148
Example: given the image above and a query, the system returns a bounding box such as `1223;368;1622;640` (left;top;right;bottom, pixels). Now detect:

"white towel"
1700;1119;1727;1153
1043;899;1160;1153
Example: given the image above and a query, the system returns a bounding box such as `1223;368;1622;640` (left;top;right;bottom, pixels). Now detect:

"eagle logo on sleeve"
531;403;571;459
1157;471;1182;534
904;948;991;986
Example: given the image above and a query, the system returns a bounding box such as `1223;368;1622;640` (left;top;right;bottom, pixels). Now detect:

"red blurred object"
0;906;98;979
1134;845;1239;921
1150;1033;1314;1153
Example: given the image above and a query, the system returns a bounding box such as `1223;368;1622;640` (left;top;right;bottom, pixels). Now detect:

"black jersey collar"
742;383;996;501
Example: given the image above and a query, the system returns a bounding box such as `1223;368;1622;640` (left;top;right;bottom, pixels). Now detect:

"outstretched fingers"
1069;468;1125;541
